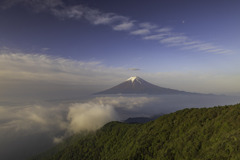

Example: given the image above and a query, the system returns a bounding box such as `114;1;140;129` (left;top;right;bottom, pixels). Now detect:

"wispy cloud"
160;35;188;46
143;33;168;40
41;48;50;52
128;68;141;71
130;29;150;35
156;27;172;33
0;0;63;11
83;9;122;25
0;0;234;54
52;4;125;25
113;21;135;31
0;53;129;84
52;5;84;19
139;22;158;29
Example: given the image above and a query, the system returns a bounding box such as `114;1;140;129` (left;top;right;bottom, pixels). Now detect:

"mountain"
32;103;240;160
123;117;154;124
123;114;164;124
95;76;197;95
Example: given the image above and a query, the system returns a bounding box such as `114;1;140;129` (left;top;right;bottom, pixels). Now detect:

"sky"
0;0;240;95
0;0;240;96
0;1;240;159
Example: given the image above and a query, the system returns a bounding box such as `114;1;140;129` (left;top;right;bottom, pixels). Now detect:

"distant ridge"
123;114;163;124
95;76;199;95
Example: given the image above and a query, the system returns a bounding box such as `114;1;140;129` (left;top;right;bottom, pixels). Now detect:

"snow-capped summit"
127;76;138;82
127;76;142;83
95;76;196;95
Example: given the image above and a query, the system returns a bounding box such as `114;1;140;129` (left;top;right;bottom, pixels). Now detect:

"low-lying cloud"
1;95;239;136
0;105;67;134
0;94;239;160
67;102;116;133
66;96;159;133
0;96;159;159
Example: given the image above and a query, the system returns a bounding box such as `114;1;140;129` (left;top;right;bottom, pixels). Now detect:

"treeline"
32;103;240;160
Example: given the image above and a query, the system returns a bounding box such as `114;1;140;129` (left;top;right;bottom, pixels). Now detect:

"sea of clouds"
1;94;239;160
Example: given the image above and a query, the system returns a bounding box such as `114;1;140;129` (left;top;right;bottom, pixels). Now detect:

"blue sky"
0;0;240;95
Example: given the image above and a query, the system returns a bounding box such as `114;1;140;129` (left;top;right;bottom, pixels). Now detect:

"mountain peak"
95;76;194;95
126;76;141;83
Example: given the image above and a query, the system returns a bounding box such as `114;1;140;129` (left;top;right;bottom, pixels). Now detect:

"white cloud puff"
67;102;116;133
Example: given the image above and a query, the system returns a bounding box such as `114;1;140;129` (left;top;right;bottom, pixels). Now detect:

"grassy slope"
33;103;240;160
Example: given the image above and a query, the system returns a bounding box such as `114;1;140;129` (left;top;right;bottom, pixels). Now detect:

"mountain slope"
33;103;240;160
95;76;195;95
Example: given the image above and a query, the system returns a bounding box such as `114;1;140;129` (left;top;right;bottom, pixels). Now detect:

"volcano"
95;76;196;95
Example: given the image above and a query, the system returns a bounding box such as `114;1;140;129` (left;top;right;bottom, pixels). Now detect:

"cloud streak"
0;0;233;55
113;21;135;31
0;52;136;102
0;53;130;85
130;29;151;35
128;68;141;71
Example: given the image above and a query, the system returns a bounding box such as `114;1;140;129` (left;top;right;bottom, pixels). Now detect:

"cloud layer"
0;93;239;159
0;0;233;54
0;105;67;134
1;95;238;137
0;95;161;155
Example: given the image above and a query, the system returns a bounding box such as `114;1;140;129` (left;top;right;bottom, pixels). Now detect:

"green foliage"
32;103;240;160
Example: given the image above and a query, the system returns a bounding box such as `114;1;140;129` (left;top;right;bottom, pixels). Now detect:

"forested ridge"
32;103;240;160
